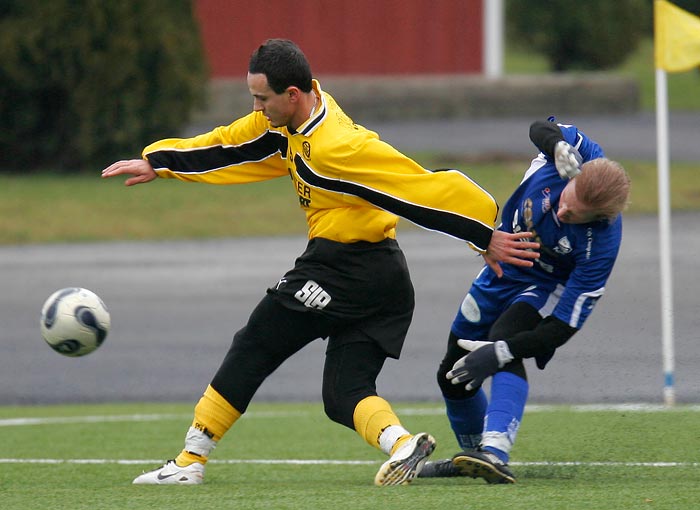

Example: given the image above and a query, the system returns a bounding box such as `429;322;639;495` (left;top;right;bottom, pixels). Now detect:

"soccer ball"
40;287;111;357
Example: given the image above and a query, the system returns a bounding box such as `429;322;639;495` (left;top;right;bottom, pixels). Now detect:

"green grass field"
2;402;699;510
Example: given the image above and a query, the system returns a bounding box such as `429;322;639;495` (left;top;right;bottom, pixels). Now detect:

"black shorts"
267;237;415;358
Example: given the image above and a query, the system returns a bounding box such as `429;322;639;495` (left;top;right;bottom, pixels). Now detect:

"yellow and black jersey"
143;80;498;251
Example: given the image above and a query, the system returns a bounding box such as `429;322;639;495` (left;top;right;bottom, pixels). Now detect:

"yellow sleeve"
305;133;498;251
142;112;288;184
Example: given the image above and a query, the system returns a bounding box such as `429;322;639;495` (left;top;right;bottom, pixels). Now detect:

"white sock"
378;425;410;456
184;426;217;457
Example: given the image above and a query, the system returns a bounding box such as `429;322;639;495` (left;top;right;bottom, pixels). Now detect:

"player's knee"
437;332;470;398
322;389;356;429
437;365;482;399
437;361;458;396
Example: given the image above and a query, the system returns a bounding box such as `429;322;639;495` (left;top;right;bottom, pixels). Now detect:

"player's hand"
484;230;539;278
102;159;157;186
447;339;514;391
554;141;582;179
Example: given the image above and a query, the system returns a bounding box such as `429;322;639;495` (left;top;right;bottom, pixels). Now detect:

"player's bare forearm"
484;230;540;278
102;159;157;186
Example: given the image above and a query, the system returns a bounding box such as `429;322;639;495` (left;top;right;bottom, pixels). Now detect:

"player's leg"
133;294;335;484
450;368;525;484
452;302;541;483
320;333;435;486
420;272;508;479
422;285;537;480
418;330;488;478
436;331;489;451
433;272;509;453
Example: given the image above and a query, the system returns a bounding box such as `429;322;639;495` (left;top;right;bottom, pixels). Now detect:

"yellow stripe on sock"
390;434;412;455
176;450;205;467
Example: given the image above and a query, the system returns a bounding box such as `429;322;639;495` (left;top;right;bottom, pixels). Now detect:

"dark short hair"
248;39;313;94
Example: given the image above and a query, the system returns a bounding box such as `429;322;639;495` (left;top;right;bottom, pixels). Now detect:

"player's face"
247;73;295;128
557;179;601;224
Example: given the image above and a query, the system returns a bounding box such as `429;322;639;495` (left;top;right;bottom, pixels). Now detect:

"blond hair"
575;158;631;222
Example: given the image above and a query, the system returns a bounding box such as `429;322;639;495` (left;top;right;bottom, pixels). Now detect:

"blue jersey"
452;123;622;337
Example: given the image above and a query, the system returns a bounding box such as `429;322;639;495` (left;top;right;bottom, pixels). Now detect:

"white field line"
5;404;700;467
0;457;698;468
4;405;699;469
2;403;700;427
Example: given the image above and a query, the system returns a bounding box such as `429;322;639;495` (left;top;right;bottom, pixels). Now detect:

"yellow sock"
175;385;242;466
192;385;241;440
352;396;403;450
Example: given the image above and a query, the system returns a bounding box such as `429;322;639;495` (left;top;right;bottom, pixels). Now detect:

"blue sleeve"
556;123;605;163
551;219;622;328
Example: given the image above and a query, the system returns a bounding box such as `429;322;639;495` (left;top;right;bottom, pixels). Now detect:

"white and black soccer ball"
40;287;111;357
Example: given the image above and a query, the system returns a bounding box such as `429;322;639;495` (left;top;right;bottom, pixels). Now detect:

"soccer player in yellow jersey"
102;39;539;486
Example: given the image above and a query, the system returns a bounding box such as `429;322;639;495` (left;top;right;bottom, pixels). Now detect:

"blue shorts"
451;266;563;340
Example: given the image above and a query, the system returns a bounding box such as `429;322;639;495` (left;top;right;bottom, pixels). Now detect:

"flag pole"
654;66;676;407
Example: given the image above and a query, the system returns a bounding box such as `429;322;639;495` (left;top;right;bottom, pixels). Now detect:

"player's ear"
286;86;301;103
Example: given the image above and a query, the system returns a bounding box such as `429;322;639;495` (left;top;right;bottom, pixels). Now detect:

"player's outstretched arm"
102;159;157;186
483;230;539;278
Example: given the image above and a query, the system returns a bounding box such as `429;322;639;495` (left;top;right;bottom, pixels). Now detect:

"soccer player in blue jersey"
419;118;631;483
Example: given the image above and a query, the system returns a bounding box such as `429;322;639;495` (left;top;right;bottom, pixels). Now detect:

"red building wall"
195;0;483;78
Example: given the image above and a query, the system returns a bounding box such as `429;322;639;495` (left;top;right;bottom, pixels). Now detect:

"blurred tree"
507;0;652;71
0;0;206;172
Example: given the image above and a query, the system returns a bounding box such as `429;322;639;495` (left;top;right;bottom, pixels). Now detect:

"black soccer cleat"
452;449;516;484
417;459;464;478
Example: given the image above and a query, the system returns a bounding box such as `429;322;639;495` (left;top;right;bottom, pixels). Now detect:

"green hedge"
0;0;206;172
507;0;652;72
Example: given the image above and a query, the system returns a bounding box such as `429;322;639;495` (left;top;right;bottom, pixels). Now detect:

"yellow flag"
655;0;700;72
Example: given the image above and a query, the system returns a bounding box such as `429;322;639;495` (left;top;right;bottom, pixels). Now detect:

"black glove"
446;340;514;391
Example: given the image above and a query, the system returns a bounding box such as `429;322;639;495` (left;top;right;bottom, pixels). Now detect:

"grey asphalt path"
1;213;698;406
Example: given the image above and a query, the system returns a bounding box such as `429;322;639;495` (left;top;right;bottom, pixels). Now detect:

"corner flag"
652;0;700;406
654;0;700;72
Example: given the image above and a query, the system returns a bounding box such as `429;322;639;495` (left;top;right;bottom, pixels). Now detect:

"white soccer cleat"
374;432;436;486
132;460;205;485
